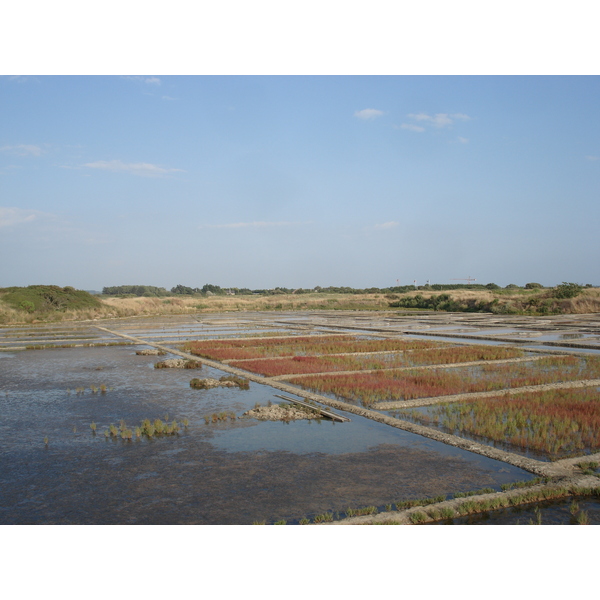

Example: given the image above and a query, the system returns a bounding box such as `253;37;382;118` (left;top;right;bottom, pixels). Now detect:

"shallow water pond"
1;344;535;524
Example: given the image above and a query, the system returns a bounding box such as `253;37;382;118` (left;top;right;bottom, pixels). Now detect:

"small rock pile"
190;376;250;389
155;359;202;369
191;377;238;389
244;404;321;421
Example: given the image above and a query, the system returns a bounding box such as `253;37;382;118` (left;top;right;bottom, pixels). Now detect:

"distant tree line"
101;282;594;298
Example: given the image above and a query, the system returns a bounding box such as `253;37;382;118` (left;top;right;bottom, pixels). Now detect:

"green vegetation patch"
0;285;102;314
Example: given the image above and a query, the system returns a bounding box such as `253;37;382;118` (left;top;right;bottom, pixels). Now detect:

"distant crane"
451;277;477;284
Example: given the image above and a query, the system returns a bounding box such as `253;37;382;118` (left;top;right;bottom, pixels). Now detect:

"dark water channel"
1;344;535;525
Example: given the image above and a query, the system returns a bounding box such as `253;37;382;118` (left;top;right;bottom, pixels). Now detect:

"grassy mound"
0;285;102;315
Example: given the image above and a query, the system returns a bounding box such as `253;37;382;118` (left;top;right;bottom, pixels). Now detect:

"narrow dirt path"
373;378;600;410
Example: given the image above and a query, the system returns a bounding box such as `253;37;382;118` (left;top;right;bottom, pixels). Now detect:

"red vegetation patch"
229;345;525;377
289;355;600;406
401;388;600;459
187;335;443;361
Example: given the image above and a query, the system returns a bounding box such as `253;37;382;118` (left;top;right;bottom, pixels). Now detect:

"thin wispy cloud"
354;108;384;120
0;207;47;227
398;123;425;132
0;144;44;156
373;221;399;230
400;112;471;132
457;136;469;144
123;76;161;85
585;155;600;161
83;160;184;177
0;206;110;244
200;221;312;229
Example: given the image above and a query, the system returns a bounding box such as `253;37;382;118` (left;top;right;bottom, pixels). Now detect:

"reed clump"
454;487;495;498
395;495;446;510
203;411;236;424
101;417;182;440
313;512;334;523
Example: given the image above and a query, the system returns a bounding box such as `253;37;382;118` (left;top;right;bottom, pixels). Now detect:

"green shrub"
553;282;583;299
1;285;101;313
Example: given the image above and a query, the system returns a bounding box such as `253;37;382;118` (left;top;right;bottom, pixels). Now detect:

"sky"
1;1;597;577
1;74;599;290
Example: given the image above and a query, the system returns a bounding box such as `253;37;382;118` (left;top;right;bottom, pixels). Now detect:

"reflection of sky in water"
209;406;532;485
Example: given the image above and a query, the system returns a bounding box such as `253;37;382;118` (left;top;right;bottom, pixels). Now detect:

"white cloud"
406;112;471;129
585;155;600;161
0;207;46;227
83;160;184;177
373;221;399;230
0;144;44;156
399;123;425;133
200;221;311;229
457;136;469;144
354;108;384;120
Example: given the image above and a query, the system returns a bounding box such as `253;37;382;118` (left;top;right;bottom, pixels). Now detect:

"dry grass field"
1;288;599;325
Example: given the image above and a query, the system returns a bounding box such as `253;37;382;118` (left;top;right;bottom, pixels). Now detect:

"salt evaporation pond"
0;343;533;524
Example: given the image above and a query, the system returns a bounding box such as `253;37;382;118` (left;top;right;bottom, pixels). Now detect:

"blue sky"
1;75;599;290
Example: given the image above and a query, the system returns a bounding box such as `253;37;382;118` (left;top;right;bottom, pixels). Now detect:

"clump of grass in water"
299;518;310;525
570;500;580;515
90;422;97;433
274;520;286;525
528;507;543;525
454;487;495;498
396;495;446;510
576;510;590;524
501;477;547;491
313;512;333;523
99;384;107;393
43;436;48;446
